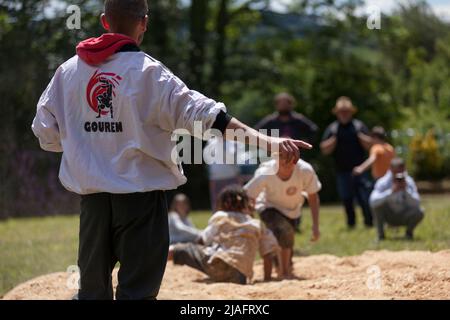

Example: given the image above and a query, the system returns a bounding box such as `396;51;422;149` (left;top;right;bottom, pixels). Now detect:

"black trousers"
78;191;169;300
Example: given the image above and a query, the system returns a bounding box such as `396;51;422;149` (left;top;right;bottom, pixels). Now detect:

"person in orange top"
353;126;395;180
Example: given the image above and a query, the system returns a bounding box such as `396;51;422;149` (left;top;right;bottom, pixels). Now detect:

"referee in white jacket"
32;0;311;300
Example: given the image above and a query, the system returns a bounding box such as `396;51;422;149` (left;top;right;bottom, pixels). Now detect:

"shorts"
260;208;296;249
172;243;246;284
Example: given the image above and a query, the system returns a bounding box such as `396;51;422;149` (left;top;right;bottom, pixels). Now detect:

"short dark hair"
371;126;387;141
391;157;405;170
216;185;250;213
104;0;148;34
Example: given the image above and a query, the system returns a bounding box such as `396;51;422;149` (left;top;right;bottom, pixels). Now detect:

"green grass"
1;194;449;297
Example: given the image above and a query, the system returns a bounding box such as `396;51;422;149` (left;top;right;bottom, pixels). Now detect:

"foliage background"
0;0;449;217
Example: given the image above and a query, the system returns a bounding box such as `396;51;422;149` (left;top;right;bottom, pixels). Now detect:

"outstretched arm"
353;154;376;175
155;65;312;160
32;69;63;153
224;117;312;163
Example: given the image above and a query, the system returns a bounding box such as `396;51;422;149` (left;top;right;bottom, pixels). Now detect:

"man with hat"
320;96;373;228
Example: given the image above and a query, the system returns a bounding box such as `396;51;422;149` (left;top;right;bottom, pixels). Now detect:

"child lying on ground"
244;155;321;279
168;186;281;284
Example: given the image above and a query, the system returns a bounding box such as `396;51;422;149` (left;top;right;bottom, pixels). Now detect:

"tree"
188;0;208;90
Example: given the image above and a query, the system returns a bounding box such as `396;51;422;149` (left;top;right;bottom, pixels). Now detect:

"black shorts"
260;208;296;249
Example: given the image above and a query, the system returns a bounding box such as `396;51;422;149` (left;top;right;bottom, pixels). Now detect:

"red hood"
76;33;137;65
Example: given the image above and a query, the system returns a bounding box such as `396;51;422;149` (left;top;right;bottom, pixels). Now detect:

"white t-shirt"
244;159;322;219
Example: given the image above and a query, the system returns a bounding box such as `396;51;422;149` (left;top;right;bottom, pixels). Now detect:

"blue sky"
46;0;450;20
269;0;450;19
363;0;450;18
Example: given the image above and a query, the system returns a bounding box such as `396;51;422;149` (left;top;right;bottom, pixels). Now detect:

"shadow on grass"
381;236;421;242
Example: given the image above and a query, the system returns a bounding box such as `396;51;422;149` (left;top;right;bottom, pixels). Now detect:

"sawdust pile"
3;250;450;300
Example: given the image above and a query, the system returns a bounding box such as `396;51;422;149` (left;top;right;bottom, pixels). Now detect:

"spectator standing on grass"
353;126;396;180
320;96;373;228
168;194;201;244
256;92;318;146
370;158;424;241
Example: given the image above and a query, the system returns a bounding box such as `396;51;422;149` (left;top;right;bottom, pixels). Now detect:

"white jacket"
32;52;226;194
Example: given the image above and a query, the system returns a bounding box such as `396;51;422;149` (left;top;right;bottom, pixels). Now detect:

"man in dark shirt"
321;96;373;228
256;92;318;144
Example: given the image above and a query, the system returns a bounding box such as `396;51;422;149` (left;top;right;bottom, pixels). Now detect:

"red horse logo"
86;70;122;119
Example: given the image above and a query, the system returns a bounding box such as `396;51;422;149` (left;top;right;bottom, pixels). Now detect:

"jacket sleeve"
169;214;201;243
31;69;63;153
153;64;226;139
405;177;421;207
303;166;322;195
369;176;392;208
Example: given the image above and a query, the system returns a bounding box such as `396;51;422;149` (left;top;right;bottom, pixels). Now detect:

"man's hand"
224;117;312;162
329;135;337;143
270;137;312;163
352;165;364;176
311;226;320;242
392;179;406;193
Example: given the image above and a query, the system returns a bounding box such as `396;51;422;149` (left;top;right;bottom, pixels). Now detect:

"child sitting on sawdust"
168;185;281;284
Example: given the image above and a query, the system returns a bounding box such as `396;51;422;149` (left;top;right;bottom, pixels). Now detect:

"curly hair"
216;185;251;213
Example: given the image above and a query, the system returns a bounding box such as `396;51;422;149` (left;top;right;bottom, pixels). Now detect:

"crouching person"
168;186;280;284
244;155;321;279
370;158;424;241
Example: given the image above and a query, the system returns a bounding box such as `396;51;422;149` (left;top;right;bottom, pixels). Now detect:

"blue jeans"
336;172;373;227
